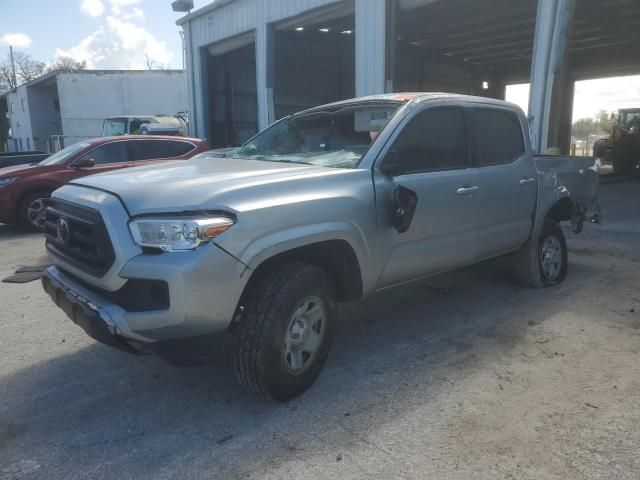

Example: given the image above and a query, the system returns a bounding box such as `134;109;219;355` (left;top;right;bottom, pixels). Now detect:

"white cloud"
0;32;33;48
55;16;172;69
110;0;143;15
122;7;145;21
81;0;105;17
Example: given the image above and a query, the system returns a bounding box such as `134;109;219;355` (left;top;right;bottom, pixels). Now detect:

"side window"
129;119;152;135
83;142;128;165
475;109;525;166
389;107;467;174
129;140;174;161
167;141;196;157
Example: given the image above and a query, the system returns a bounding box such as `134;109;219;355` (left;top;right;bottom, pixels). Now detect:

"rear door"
470;107;537;260
374;105;478;288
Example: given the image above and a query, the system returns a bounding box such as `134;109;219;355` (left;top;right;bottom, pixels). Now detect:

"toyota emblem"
56;217;71;245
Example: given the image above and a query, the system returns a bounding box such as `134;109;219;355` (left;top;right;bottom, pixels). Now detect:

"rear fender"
532;169;601;238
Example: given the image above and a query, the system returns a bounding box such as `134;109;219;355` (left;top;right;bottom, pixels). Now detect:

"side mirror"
73;158;95;169
380;149;402;177
392;185;418;234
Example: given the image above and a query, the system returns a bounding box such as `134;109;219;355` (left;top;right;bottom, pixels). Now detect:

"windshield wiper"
264;159;310;166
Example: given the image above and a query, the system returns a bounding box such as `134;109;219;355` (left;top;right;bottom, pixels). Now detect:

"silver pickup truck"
41;93;600;400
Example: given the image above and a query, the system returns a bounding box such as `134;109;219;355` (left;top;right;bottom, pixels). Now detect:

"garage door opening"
273;3;355;118
205;35;258;148
392;0;538;100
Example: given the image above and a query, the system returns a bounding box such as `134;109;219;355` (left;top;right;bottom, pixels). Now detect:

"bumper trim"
42;270;147;355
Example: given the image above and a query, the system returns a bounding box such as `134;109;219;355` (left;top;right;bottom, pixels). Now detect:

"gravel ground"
0;179;639;480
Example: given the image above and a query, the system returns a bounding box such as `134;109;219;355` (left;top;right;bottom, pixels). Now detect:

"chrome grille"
44;199;115;277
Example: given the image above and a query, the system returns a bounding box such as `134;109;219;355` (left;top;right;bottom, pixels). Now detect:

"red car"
0;136;209;230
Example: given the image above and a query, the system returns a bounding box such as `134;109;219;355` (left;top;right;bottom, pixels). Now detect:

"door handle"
456;185;479;196
519;177;536;186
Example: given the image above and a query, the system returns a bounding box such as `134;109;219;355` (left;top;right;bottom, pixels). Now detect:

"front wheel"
514;221;568;288
234;263;337;401
18;191;51;231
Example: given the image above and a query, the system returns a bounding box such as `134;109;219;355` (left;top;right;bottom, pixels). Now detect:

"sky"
1;1;639;121
0;0;210;70
507;76;640;121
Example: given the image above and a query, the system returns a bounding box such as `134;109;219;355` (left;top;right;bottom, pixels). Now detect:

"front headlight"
129;216;235;252
0;177;14;189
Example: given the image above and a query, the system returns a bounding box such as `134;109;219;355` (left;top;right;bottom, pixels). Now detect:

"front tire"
18;191;51;231
234;263;337;401
514;220;568;288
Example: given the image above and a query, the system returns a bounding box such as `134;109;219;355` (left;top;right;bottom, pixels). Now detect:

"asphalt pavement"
0;178;639;480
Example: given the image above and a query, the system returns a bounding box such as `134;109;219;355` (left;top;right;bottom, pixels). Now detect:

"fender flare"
238;221;374;293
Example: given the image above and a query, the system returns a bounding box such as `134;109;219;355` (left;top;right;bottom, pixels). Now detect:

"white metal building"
177;0;640;153
0;70;187;152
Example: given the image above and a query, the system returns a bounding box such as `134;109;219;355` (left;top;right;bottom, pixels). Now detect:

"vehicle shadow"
0;255;604;478
0;223;41;238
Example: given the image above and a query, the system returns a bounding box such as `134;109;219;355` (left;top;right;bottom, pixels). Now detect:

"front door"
374;106;478;288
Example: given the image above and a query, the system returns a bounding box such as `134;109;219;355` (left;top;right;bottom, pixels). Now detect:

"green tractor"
594;108;640;174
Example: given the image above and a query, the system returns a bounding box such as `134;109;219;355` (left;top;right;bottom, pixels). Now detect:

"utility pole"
9;46;17;88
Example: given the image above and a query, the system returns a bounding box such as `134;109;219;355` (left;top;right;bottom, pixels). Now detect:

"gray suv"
41;94;600;400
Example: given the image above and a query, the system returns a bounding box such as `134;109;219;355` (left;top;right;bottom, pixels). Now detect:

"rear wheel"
18;191;51;231
514;220;568;288
612;135;639;174
234;263;337;401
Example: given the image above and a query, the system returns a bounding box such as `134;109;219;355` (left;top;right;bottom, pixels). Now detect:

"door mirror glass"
392;185;418;233
73;158;95;168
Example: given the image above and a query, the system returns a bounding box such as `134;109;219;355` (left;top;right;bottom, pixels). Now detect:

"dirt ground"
0;179;638;480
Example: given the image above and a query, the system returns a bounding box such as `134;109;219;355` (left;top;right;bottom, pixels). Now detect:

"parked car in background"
102;115;188;137
0;136;209;230
0;151;50;168
40;94;601;401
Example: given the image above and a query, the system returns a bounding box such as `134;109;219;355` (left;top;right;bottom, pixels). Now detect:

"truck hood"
70;157;347;216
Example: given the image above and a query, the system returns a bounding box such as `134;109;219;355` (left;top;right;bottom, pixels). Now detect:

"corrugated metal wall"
185;0;350;136
188;0;346;47
185;0;387;136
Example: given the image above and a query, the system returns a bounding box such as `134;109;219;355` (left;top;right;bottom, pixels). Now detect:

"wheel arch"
231;239;364;332
16;183;58;214
544;197;576;223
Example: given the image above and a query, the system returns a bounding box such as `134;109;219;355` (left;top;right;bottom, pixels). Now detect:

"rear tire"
612;135;639;174
234;262;337;401
18;191;51;231
514;221;568;288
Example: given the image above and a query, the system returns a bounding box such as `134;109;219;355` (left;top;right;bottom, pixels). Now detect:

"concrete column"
547;74;575;154
184;22;195;137
528;0;575;153
256;23;276;131
355;0;387;96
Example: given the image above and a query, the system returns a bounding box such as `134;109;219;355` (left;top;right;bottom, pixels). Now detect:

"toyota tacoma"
41;94;601;400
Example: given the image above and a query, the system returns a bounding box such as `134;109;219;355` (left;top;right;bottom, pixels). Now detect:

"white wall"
7;86;34;151
56;71;187;146
27;82;62;152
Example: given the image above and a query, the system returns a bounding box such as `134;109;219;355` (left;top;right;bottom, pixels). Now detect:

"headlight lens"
129;216;234;252
0;177;14;189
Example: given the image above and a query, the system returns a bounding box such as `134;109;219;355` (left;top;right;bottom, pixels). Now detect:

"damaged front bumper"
42;269;147;354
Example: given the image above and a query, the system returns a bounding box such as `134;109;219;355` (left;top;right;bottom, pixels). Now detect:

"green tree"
572;118;595;139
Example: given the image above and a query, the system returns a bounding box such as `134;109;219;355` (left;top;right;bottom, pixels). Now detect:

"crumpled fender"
532;163;601;238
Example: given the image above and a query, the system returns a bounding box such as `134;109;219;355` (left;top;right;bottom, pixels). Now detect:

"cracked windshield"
230;106;400;168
